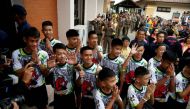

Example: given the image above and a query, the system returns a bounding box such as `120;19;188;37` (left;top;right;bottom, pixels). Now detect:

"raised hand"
145;84;156;99
76;38;82;51
112;85;120;100
67;52;77;65
166;63;175;77
47;55;57;68
130;43;138;55
45;38;52;51
31;48;40;65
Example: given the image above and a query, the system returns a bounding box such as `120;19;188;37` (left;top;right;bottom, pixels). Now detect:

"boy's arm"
122;43;138;69
115;96;124;109
167;64;175;92
178;85;190;98
105;86;120;109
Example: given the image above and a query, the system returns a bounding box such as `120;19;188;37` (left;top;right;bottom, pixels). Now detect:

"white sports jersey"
39;38;62;55
127;84;147;109
49;63;75;95
93;88;116;109
91;46;103;64
127;57;148;73
148;57;161;71
150;67;174;102
78;64;101;98
100;54;124;81
176;72;189;103
12;48;49;88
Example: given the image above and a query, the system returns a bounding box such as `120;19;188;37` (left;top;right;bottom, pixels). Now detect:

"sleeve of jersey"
128;87;140;108
148;59;153;71
98;46;103;52
12;50;22;71
176;74;183;93
38;50;49;65
93;89;105;109
149;68;157;84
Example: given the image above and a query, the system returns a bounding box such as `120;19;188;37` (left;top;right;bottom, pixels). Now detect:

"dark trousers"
153;97;176;109
175;101;187;109
25;84;48;109
81;97;95;109
54;93;76;109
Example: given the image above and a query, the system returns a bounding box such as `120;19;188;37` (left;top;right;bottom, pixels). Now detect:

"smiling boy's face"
55;49;67;64
101;76;117;90
24;36;39;52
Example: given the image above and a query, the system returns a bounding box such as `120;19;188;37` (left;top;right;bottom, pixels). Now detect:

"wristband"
142;97;147;102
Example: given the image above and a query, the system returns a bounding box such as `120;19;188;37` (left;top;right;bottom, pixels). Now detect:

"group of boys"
8;19;190;109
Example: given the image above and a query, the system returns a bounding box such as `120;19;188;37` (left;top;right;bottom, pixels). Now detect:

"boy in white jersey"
175;61;190;109
47;43;84;109
122;42;147;100
12;27;49;109
150;50;176;109
87;31;103;64
127;66;155;109
39;20;62;55
148;43;167;71
77;46;102;109
100;38;124;91
93;67;124;109
65;29;81;54
65;29;82;108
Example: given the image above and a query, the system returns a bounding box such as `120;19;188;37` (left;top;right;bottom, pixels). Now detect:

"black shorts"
54;93;76;109
81;97;95;109
25;84;48;109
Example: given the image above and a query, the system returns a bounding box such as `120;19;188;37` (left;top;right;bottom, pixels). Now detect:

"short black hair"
122;35;130;42
166;28;174;36
137;28;146;35
12;4;27;17
136;41;145;48
80;46;93;54
98;67;116;81
135;66;149;78
88;31;97;39
53;43;66;52
66;29;79;38
156;30;167;38
162;50;177;62
23;27;40;39
111;38;123;47
155;43;167;49
42;20;53;28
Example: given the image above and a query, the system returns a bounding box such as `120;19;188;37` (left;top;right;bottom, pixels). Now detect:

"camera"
0;73;24;109
0;95;25;109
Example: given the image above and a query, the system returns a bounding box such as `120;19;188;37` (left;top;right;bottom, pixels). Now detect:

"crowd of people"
1;4;190;109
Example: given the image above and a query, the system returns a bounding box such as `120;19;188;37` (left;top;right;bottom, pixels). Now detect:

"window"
74;0;85;25
157;7;171;12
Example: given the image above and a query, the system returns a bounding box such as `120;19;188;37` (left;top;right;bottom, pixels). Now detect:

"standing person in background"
103;19;116;53
39;20;62;56
91;15;105;45
11;4;30;50
121;36;131;59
